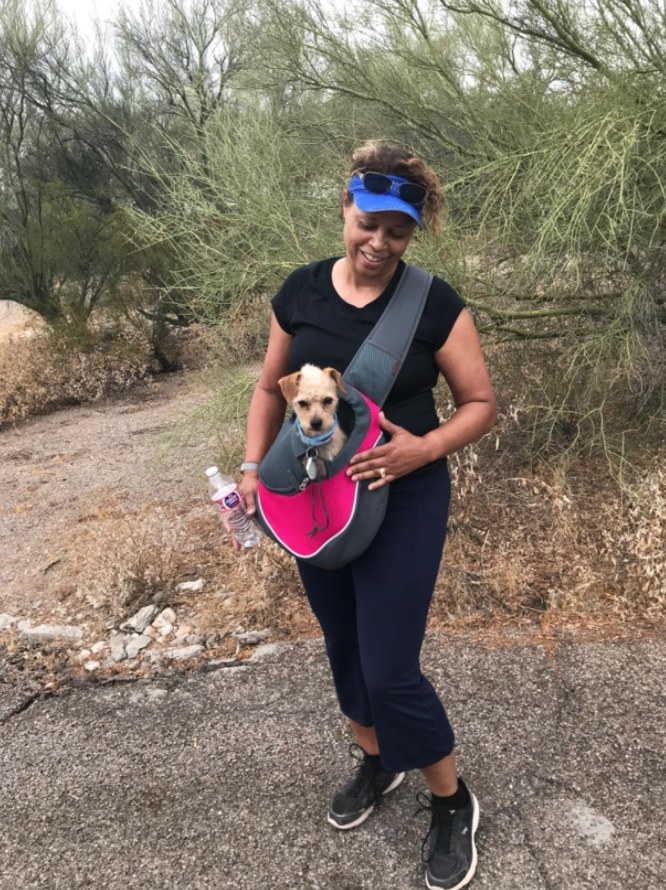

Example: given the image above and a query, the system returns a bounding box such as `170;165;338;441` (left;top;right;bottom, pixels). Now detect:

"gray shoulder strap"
342;264;433;406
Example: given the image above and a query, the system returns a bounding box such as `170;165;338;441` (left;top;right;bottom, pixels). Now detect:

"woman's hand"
239;470;259;518
346;412;433;490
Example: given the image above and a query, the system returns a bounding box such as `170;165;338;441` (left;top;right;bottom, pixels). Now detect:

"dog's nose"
310;417;323;430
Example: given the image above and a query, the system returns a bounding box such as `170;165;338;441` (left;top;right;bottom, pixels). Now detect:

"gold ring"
378;467;386;479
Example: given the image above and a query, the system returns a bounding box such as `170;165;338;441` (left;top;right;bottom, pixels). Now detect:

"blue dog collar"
296;414;339;447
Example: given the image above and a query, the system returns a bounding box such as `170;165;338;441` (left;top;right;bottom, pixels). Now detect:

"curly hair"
347;141;445;234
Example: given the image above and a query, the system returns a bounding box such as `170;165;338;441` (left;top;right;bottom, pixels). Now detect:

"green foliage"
0;0;133;325
128;105;347;322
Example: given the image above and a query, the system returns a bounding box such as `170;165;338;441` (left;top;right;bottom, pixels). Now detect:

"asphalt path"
1;635;664;889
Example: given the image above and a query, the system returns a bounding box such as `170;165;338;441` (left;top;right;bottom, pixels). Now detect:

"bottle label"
215;489;242;512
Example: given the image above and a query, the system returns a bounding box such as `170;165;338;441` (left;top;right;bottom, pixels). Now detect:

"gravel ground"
1;636;664;890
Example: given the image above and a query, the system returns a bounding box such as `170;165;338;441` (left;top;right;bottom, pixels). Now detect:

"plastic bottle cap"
205;466;219;477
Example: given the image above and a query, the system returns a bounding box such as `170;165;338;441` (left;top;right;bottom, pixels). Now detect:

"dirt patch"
0;373;209;617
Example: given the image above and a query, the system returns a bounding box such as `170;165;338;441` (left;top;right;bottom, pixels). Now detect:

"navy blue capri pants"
296;463;455;774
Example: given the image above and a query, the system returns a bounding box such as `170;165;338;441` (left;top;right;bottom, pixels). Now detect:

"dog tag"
306;448;319;481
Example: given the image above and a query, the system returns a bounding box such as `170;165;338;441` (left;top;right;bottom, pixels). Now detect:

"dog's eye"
322;397;334;406
297;400;309;409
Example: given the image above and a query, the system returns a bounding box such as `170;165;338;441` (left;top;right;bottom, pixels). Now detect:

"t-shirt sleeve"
271;264;315;334
425;276;466;351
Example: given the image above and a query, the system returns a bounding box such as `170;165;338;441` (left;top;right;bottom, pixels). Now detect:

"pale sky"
56;0;352;40
57;0;123;40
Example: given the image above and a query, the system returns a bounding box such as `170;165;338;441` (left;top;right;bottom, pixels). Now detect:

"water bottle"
205;466;262;548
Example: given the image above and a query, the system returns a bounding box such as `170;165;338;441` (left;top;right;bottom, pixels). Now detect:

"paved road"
1;635;664;889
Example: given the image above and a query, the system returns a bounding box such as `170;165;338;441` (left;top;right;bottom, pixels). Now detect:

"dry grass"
60;496;312;657
59;435;664;655
430;423;665;636
0;327;150;428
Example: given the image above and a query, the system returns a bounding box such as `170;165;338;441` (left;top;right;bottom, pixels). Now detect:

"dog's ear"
324;367;346;393
278;371;301;403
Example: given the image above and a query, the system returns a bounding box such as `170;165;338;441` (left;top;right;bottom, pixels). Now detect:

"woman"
238;141;496;890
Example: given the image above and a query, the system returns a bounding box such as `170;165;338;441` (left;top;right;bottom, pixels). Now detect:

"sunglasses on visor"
358;172;426;207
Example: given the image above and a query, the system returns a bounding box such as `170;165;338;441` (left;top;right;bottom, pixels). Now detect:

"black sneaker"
417;779;479;890
327;744;405;830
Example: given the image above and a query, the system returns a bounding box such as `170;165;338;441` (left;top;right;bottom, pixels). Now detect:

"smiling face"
342;199;417;284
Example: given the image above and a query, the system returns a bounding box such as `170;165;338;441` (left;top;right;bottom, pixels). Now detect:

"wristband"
240;461;260;473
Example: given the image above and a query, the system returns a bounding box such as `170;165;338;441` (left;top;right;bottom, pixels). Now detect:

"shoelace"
347;743;385;808
415;792;456;863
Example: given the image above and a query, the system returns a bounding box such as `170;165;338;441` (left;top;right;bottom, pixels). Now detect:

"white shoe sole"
425;793;480;890
327;771;406;830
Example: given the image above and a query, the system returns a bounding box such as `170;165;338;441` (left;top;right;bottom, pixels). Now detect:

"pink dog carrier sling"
256;264;432;569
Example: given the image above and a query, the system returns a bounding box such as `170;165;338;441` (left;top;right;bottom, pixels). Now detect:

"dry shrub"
72;502;187;627
430;415;666;631
191;537;313;648
66;496;311;650
175;322;219;371
0;326;150;427
208;295;272;367
599;468;665;617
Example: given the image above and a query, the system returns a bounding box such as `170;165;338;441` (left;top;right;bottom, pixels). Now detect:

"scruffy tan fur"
278;364;348;470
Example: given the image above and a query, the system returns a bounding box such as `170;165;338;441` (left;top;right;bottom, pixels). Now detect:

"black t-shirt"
272;257;465;437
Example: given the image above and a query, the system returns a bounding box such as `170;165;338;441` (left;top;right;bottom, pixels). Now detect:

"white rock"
79;649;92;661
158;623;174;637
91;641;107;654
0;613;17;631
161;644;204;661
109;633;129;663
176;578;206;593
84;661;100;672
125;634;152;659
153;608;176;628
119;605;159;634
235;629;270;647
250;643;281;662
17;622;85;643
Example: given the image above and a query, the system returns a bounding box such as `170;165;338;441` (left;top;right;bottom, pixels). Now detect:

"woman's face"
342;200;417;283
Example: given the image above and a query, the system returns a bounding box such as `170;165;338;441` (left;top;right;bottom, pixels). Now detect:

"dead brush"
599;467;666;616
192;536;310;651
73;505;186;627
0;327;149;428
66;489;310;652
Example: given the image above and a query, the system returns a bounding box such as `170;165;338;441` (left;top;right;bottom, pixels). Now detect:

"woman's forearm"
421;399;496;463
244;384;287;464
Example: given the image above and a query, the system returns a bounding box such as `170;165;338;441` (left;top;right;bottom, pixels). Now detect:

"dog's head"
278;364;346;437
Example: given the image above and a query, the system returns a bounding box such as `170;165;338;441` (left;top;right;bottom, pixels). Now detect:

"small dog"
278;364;348;474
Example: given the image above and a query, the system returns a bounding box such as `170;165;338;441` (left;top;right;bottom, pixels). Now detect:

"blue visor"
347;173;424;228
